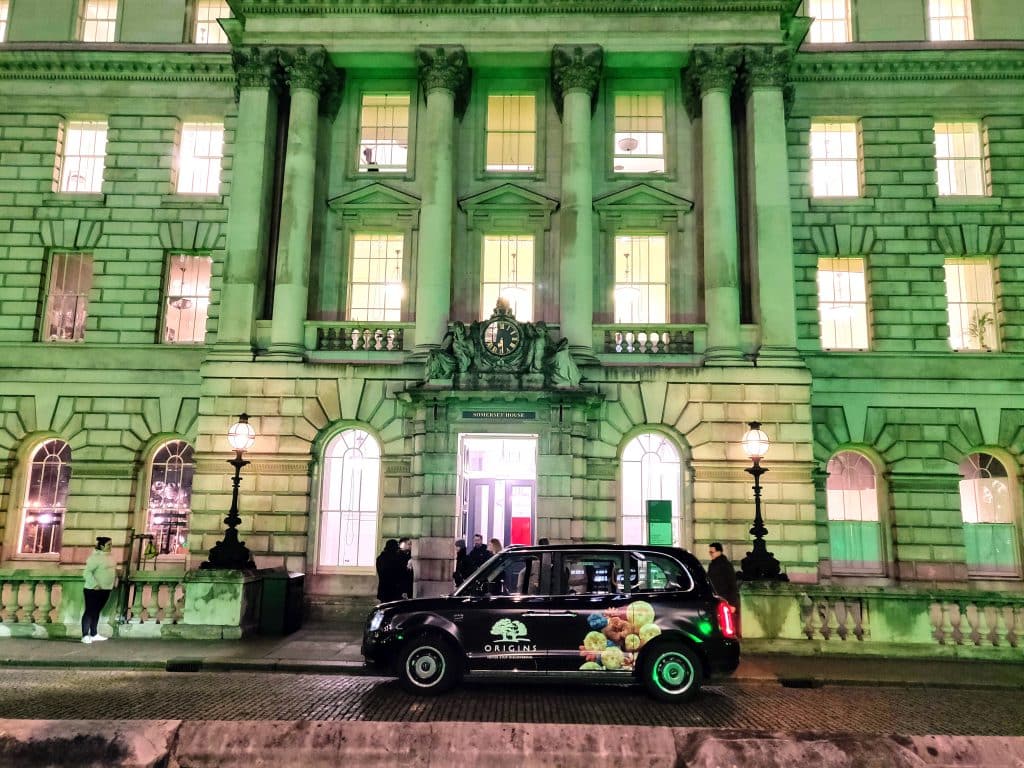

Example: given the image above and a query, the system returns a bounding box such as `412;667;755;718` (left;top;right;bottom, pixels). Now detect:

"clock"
482;317;522;357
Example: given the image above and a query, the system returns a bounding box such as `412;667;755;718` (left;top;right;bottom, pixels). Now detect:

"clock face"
482;318;521;357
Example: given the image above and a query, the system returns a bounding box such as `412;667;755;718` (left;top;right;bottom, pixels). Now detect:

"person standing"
398;537;414;598
487;538;503;557
707;542;741;635
453;539;471;587
466;533;490;570
81;536;117;644
375;539;406;603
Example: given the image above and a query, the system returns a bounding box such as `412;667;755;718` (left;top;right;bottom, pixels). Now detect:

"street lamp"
738;421;787;581
201;413;257;571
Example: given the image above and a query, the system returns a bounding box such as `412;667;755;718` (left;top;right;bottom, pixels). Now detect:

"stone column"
690;47;743;364
267;47;337;359
413;46;468;351
745;47;801;365
214;48;280;359
552;45;602;359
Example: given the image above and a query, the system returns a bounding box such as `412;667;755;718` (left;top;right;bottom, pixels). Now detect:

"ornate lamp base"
739;539;788;581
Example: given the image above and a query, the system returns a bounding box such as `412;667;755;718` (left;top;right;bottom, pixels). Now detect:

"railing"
123;572;186;626
305;321;410;354
0;574;68;625
595;325;702;356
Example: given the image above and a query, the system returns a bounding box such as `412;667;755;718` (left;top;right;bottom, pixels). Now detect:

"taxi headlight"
368;610;385;632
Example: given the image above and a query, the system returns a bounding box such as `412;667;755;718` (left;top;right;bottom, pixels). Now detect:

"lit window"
176;122;224;195
146;441;194;556
621;433;681;546
817;257;869;350
481;235;534;321
78;0;118;43
935;122;986;196
348;233;404;322
44;253;92;342
826;451;884;574
928;0;973;41
193;0;230;44
0;1;10;43
358;93;410;173
810;121;860;197
164;255;212;344
959;453;1020;577
20;440;72;555
613;93;665;173
57;120;108;194
807;0;852;43
486;94;536;172
319;428;381;569
944;258;998;351
614;235;667;324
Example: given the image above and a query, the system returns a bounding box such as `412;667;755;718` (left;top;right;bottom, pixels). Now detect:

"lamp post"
201;413;257;571
738;421;787;581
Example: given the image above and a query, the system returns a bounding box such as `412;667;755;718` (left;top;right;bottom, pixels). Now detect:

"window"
621;433;681;546
348;234;404;322
44;253;92;342
810;121;860;197
614;235;667;324
934;122;986;196
56;120;108;194
481;235;534;321
19;440;72;555
193;0;230;44
358;93;410;173
613;93;665;173
146;441;194;556
175;122;224;195
486;94;536;172
164;255;212;343
817;257;870;350
806;0;852;43
944;258;998;351
562;554;621;596
78;0;118;42
472;553;545;596
826;451;884;574
319;428;381;569
959;453;1020;577
928;0;973;41
627;552;694;593
0;1;10;43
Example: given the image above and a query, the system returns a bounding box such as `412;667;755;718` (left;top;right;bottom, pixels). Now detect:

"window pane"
79;0;117;42
614;235;668;324
944;259;998;351
807;0;852;43
348;234;404;321
164;255;212;343
194;0;230;44
613;92;666;174
486;94;536;172
928;0;973;40
809;122;860;198
481;235;534;320
0;1;10;43
177;122;224;195
45;253;92;342
319;429;381;568
934;122;986;196
20;440;72;555
621;433;680;546
59;121;108;193
147;441;194;554
358;93;410;172
817;257;869;349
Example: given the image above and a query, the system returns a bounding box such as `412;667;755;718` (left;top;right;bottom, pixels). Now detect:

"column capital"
281;46;337;96
743;46;793;90
688;46;743;95
416;45;470;116
552;44;603;116
231;46;283;99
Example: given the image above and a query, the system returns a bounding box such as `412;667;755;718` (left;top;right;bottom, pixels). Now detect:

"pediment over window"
327;183;421;228
594;183;694;231
458;183;559;231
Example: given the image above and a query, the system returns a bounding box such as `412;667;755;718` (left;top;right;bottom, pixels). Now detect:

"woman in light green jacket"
81;536;117;643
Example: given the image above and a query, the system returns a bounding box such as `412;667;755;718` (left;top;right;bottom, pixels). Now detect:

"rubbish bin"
259;568;305;635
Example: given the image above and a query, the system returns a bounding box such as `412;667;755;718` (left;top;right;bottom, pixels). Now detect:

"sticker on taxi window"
579;600;661;671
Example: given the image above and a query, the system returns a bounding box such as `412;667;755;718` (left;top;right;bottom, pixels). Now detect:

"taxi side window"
472;554;545;596
629;553;693;593
562;556;620;595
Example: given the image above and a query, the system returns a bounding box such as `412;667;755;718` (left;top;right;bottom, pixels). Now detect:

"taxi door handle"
522;611;552;617
525;610;576;617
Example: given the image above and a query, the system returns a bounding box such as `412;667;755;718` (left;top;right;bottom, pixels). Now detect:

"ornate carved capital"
688;46;742;95
551;44;603;117
281;47;336;95
232;46;282;91
743;46;793;90
416;45;469;95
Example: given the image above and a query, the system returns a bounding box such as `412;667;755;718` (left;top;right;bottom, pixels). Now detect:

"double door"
464;478;535;547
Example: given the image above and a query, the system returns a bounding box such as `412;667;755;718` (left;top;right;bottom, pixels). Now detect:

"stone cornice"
0;49;234;83
792;50;1024;83
234;0;799;14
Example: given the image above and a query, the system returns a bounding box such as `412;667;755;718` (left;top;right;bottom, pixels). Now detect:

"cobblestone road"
1;669;1019;736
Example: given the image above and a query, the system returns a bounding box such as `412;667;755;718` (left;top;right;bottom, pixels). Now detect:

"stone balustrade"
121;572;186;633
596;325;701;356
305;321;409;355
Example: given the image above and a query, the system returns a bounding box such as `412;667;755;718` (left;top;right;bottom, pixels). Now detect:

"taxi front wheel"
641;642;703;702
397;635;461;695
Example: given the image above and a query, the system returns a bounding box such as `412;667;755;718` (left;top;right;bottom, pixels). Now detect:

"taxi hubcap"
654;651;693;693
408;647;444;686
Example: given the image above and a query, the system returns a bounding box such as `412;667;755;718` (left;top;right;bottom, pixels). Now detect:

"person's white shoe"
91;635;108;642
81;636;92;644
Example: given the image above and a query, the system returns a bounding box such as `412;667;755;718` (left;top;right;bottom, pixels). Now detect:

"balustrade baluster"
18;579;34;623
1;582;18;623
130;580;145;623
33;580;53;624
965;603;982;645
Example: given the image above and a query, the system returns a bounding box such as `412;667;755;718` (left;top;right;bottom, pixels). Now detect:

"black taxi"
361;544;740;701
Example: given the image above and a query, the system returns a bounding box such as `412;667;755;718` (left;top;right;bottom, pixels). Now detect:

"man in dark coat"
453;539;471;587
398;537;414;598
375;539;406;602
707;542;741;635
466;533;491;571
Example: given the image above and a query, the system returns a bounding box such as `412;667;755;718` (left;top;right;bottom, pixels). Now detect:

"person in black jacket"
466;533;491;571
453;539;471;588
375;539;407;603
398;537;414;598
707;542;741;635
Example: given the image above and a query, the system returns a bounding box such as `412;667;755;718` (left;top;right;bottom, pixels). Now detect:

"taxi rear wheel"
397;634;460;695
641;642;703;702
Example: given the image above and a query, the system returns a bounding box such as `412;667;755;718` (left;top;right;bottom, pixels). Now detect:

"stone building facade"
0;0;1022;653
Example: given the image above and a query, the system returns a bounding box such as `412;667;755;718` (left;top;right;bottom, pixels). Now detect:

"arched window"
959;453;1020;577
319;428;381;568
621;432;681;546
146;440;194;555
20;439;72;555
826;451;884;575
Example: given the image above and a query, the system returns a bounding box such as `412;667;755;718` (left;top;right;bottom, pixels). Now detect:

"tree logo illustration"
490;618;529;642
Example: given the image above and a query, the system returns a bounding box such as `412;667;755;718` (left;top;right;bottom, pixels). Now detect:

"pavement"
2;620;1024;689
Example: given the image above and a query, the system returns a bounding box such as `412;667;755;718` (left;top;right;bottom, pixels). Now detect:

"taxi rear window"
628;552;694;593
561;555;621;595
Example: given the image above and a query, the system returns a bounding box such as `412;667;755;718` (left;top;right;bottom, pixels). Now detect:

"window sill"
809;197;873;210
5;554;61;563
41;192;106;207
935;196;1003;208
160;194;225;207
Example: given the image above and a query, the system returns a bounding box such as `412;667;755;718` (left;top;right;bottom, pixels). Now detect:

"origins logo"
485;618;536;653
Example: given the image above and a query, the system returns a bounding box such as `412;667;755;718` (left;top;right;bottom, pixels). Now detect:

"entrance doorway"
458;434;537;548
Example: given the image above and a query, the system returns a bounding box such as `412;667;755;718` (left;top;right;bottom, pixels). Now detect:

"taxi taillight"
717;600;737;639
